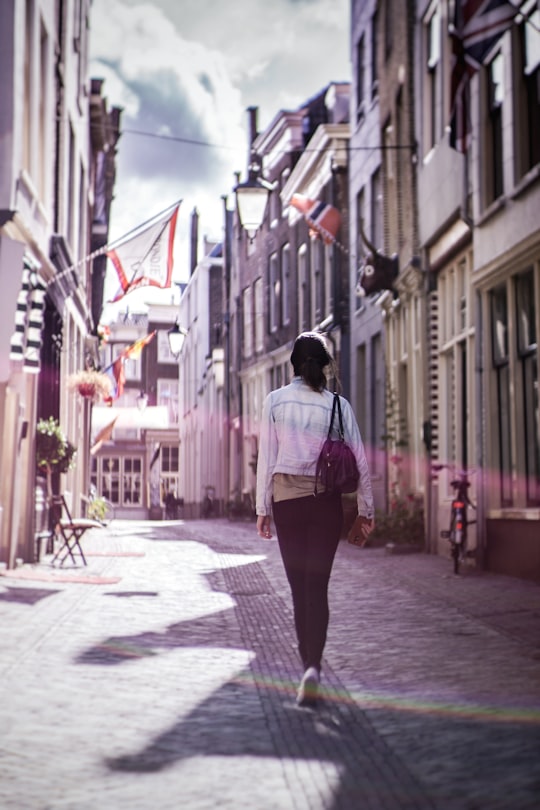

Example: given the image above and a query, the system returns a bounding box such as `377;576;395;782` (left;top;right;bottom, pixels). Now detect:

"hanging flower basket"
67;370;112;404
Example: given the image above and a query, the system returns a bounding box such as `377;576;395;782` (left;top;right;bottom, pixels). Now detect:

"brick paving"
0;517;539;809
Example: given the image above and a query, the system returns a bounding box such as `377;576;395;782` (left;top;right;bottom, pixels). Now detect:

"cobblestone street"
1;518;539;809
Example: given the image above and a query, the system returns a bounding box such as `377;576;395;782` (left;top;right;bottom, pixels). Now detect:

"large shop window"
91;455;143;508
515;270;540;505
160;444;180;501
490;286;513;506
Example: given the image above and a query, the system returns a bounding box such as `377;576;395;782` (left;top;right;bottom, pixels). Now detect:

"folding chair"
50;494;103;566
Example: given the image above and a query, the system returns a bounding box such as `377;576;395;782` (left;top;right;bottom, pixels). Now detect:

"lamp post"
234;165;273;241
136;391;148;411
167;320;187;358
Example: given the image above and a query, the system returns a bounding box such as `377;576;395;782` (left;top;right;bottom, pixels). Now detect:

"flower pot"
78;383;96;398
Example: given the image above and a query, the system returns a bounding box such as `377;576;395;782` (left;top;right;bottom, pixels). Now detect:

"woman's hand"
257;515;273;539
347;515;375;546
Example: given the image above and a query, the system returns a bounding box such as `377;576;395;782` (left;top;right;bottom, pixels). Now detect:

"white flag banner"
107;204;180;302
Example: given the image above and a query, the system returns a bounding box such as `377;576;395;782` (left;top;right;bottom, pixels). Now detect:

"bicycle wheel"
100;499;115;525
448;512;460;575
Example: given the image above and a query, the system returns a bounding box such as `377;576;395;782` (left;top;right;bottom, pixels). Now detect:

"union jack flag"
450;0;518;152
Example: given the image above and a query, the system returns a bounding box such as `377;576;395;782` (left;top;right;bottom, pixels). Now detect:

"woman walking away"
256;332;374;707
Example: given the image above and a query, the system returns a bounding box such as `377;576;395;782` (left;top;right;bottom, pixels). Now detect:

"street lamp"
234;168;273;241
136;391;148;411
167;320;187;358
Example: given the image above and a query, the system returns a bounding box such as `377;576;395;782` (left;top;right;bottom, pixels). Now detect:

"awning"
9;257;47;374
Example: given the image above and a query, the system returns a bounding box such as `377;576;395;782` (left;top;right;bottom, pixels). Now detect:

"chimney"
190;207;199;276
247;106;258;147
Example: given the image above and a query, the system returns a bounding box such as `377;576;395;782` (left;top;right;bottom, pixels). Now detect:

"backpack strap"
315;392;341;496
326;392;339;439
334;393;345;440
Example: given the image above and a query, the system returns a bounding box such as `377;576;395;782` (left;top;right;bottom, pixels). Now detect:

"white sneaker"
296;667;319;707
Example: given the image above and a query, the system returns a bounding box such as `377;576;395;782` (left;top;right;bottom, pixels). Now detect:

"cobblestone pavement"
1;518;539;810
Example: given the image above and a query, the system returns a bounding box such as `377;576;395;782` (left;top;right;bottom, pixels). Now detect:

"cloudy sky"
89;0;351;316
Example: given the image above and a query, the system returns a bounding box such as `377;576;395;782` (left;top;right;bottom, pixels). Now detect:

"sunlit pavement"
1;518;539;810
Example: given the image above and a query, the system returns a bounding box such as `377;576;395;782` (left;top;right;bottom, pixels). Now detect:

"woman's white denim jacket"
256;377;374;519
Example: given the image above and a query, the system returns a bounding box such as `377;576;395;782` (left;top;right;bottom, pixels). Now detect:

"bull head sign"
357;221;399;296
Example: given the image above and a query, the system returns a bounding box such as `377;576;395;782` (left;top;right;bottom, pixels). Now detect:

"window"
254;277;264;351
324;244;333;321
67;123;76;248
38;19;48;198
298;246;309;331
424;3;441;152
91;455;143;508
269;181;280;224
515;270;540;505
490;286;512;505
23;3;31;172
123;458;142;504
371;9;379;99
457;259;467;331
438;254;474;479
356;187;365;262
371;168;383;250
311;239;324;324
356;343;367;437
515;7;540;180
281;244;290;326
269;253;279;332
485;53;505;205
371;333;384;474
242;285;253;358
160;443;179;502
157;329;178;364
157;379;179;424
356;34;365;122
396;88;404;247
384;0;393;58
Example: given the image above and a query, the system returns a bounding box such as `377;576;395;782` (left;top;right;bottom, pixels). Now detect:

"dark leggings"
272;494;343;671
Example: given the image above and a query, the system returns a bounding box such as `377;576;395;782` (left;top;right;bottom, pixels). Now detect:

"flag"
102;332;156;403
290;194;341;245
123;330;156;360
103;357;126;404
90;417;118;455
450;0;517;152
107;204;180;301
149;444;161;469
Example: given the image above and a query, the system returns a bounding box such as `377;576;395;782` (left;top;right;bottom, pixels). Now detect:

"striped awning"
9;258;47;374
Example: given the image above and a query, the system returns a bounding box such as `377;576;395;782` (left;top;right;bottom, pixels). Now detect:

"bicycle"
83;485;116;526
433;465;476;575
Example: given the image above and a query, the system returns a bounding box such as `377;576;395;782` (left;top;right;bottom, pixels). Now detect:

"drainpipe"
475;289;486;569
222;196;232;512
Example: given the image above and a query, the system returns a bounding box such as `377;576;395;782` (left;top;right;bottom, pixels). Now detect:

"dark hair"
290;332;332;392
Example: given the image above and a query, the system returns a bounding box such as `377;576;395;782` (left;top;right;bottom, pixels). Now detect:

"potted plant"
36;418;77;553
67;369;112;404
36;417;77;478
370;492;425;552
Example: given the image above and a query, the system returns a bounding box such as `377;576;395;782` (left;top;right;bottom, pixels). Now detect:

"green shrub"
36;417;77;475
370;494;425;546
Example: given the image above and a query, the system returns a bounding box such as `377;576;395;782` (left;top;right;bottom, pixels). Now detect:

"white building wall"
0;0;94;565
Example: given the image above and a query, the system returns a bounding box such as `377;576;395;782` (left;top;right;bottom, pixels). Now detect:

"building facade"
0;0;119;566
229;87;353;519
91;304;180;520
176;238;226;518
349;0;387;512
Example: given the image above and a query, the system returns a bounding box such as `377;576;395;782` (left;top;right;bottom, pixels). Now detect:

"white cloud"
89;0;350;320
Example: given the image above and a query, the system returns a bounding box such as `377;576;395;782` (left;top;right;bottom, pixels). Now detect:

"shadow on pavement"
0;586;60;604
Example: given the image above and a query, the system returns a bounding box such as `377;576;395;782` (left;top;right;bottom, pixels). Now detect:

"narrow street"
1;518;539;809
